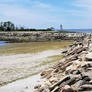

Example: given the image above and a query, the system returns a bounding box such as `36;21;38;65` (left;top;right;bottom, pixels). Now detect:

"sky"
0;0;92;29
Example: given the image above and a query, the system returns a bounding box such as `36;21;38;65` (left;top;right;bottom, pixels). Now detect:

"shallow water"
0;41;73;54
0;41;7;46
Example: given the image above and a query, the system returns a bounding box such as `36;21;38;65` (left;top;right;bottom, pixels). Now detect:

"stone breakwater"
0;31;85;42
34;34;92;92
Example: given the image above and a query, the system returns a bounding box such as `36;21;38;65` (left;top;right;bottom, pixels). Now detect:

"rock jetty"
34;34;92;92
0;32;85;42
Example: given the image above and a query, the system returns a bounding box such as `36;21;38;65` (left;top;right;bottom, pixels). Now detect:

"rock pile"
0;32;85;42
34;34;92;92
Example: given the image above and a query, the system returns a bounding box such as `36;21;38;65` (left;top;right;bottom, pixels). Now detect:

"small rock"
78;84;92;91
33;89;40;92
62;50;67;54
49;77;58;84
60;85;77;92
40;85;50;92
89;80;92;84
86;52;92;61
41;69;53;77
83;76;91;81
34;84;41;89
73;70;81;75
54;69;59;73
44;80;52;87
25;86;28;89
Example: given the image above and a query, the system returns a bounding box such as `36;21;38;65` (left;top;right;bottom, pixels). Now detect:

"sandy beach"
0;74;45;92
0;49;61;92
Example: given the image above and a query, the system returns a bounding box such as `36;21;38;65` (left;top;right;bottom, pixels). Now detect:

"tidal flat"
0;41;72;54
0;41;72;89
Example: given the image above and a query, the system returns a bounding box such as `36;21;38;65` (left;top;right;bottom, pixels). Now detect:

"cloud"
0;0;92;29
61;0;92;29
74;0;92;8
73;0;92;28
32;1;52;9
0;0;64;28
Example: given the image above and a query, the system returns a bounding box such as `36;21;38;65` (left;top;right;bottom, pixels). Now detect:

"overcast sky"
0;0;92;29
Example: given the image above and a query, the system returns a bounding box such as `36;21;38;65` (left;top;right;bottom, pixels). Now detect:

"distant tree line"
0;21;75;33
0;21;54;31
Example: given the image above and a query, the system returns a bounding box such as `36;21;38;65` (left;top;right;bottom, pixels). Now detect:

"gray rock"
34;84;41;89
86;52;92;61
78;84;92;91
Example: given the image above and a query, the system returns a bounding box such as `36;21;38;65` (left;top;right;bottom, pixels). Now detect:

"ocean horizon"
64;29;92;33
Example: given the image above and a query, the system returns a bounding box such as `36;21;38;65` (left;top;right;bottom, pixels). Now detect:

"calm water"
0;41;72;54
65;29;92;33
0;41;7;46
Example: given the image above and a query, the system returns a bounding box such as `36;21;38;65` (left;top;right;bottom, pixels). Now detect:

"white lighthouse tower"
60;24;63;30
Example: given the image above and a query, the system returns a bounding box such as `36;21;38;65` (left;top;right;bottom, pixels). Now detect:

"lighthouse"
60;24;63;30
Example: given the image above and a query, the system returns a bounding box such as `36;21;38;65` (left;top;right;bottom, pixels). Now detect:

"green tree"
46;27;54;31
5;21;15;31
0;22;4;31
0;21;15;31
